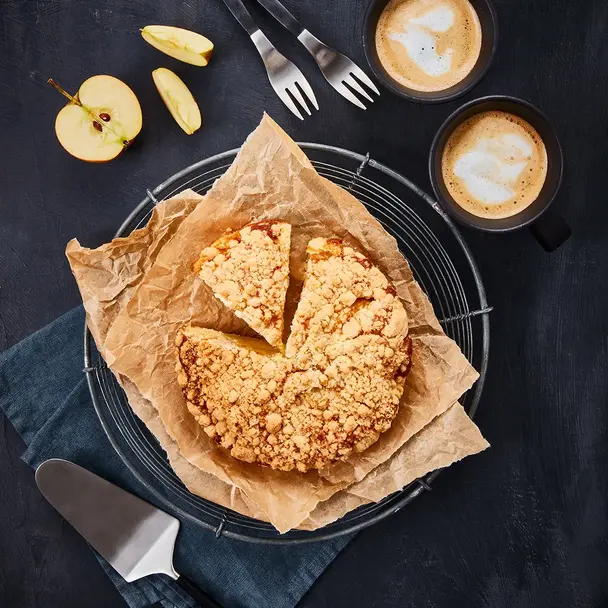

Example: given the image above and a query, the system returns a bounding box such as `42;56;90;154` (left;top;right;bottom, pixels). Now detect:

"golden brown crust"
179;236;411;472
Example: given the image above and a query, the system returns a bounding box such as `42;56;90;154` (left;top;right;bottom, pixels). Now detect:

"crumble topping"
194;221;291;350
179;235;412;472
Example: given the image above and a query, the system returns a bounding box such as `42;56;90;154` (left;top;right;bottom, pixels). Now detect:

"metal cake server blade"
35;459;222;608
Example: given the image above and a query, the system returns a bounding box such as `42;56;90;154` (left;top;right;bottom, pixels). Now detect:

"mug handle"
529;209;572;252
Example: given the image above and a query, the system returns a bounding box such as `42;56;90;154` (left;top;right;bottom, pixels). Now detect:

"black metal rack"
84;143;491;544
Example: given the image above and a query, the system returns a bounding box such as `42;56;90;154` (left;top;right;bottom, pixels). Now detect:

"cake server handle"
174;572;224;608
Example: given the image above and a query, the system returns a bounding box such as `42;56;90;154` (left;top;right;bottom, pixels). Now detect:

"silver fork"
255;0;380;109
221;0;318;120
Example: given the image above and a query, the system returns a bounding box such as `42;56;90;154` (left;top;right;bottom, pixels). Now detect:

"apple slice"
141;25;214;66
50;76;142;162
152;68;201;135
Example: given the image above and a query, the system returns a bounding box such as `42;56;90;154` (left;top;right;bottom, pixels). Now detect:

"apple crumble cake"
179;232;412;472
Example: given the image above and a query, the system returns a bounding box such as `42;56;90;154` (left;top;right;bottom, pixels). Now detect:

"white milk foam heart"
376;0;482;92
389;6;456;77
452;134;534;205
441;111;549;220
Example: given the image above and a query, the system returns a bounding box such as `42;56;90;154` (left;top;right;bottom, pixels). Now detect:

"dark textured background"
1;0;607;606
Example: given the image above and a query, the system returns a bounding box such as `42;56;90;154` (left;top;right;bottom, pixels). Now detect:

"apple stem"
47;78;81;106
48;77;129;145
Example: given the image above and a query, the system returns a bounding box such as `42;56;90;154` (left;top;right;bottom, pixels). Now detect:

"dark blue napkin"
0;307;352;608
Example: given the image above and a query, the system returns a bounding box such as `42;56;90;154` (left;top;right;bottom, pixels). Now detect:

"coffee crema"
441;111;548;219
375;0;482;92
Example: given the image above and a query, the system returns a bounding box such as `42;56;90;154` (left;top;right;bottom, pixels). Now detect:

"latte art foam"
390;7;455;78
442;111;548;219
376;0;482;92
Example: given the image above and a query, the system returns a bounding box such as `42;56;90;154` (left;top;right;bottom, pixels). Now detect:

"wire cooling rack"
84;143;491;544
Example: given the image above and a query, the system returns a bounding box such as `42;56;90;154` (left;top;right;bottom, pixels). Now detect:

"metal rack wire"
84;143;491;544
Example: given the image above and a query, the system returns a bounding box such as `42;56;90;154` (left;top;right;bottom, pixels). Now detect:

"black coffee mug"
362;0;498;103
429;95;571;251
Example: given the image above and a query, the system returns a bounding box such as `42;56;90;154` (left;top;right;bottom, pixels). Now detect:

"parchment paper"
67;114;489;532
66;193;267;521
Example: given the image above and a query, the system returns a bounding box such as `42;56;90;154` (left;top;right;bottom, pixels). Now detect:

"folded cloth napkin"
0;307;352;608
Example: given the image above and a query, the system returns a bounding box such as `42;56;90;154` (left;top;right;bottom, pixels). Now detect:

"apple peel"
141;25;214;67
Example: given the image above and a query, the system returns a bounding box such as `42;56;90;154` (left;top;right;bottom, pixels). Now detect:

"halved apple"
50;75;142;162
142;25;214;66
152;68;201;135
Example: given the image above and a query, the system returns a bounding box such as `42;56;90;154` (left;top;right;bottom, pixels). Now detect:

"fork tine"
288;84;312;116
274;85;304;120
334;81;367;109
297;77;319;111
350;65;380;96
344;75;374;103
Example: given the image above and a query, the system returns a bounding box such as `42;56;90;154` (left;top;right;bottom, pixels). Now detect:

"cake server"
255;0;380;109
35;459;222;608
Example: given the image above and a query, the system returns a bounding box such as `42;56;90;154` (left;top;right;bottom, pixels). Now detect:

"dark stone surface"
1;0;607;606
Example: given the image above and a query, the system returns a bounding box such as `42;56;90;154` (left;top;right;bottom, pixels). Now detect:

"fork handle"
221;0;258;36
255;0;303;36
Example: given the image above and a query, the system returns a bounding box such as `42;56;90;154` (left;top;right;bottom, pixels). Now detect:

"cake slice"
194;221;291;350
176;325;291;464
286;237;409;361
